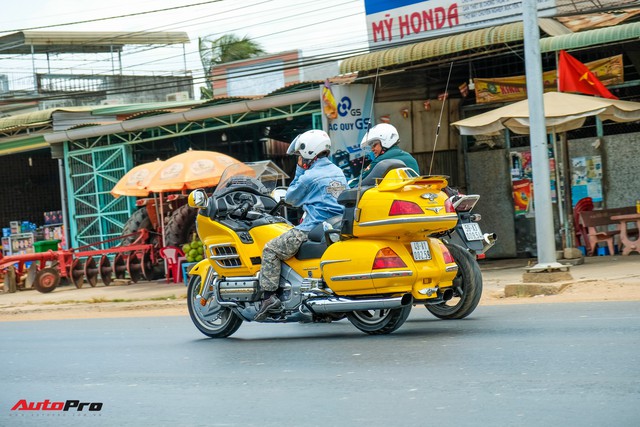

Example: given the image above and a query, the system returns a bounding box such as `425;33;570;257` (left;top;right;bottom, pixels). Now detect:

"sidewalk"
478;254;640;300
0;255;639;320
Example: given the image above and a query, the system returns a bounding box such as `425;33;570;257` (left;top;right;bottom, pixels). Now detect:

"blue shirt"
286;157;347;232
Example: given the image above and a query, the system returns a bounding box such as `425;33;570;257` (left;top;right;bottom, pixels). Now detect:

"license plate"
411;241;432;261
462;222;483;241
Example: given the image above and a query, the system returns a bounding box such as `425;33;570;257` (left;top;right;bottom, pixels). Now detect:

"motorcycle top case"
352;174;458;239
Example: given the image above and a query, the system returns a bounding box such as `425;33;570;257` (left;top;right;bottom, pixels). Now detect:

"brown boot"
254;295;282;321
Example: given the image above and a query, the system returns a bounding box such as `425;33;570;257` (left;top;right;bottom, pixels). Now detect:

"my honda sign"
365;0;557;48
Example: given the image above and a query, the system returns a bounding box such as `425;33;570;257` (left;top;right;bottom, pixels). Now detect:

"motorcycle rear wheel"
347;305;412;335
425;242;483;320
187;275;243;338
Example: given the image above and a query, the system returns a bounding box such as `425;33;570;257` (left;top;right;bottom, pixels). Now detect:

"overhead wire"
2;0;615;102
0;0;367;95
0;0;371;100
0;0;226;34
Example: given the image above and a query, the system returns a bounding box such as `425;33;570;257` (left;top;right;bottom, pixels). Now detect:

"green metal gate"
64;145;134;249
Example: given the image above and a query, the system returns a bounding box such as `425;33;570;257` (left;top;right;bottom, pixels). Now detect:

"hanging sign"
365;0;557;49
474;54;623;104
322;84;374;179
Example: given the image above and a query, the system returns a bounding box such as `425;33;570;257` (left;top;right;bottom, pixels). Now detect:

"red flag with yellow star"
558;50;617;99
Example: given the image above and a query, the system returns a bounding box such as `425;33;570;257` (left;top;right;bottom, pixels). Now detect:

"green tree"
199;34;266;99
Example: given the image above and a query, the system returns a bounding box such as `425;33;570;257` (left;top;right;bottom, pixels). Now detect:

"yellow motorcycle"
186;160;484;338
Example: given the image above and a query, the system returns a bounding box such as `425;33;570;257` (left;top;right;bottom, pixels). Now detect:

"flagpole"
552;50;569;249
523;0;565;270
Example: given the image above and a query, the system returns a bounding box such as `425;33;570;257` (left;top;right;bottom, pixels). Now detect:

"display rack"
1;232;35;256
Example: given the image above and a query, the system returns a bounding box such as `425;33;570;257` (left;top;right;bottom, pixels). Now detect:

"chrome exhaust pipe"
306;294;413;314
479;232;497;254
441;288;454;301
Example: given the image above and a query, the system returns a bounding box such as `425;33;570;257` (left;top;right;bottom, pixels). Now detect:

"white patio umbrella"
452;92;640;136
451;92;640;248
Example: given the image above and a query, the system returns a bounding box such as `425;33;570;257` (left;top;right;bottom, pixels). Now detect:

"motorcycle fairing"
320;237;456;299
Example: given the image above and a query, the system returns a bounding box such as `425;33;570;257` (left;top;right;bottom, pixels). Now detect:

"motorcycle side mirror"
271;187;287;202
188;189;208;209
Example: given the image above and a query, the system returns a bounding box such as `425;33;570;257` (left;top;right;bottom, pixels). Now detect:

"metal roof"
0;106;95;132
0;82;324;151
0;134;47;156
540;21;640;53
91;100;204;116
339;20;640;74
339;23;524;74
0;31;190;54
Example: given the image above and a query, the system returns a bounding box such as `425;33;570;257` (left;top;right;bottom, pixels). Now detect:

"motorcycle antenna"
355;65;381;210
429;61;454;175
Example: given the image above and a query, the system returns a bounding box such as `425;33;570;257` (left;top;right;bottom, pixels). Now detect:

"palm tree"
199;34;266;99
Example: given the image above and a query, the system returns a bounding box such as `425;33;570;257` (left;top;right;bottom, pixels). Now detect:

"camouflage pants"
259;228;308;292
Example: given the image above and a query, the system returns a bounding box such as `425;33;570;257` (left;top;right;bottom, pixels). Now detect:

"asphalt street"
1;302;639;427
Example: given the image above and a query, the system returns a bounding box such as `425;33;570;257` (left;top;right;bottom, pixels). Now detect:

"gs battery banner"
322;84;373;178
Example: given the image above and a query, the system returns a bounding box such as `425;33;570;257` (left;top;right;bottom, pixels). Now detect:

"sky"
0;0;369;92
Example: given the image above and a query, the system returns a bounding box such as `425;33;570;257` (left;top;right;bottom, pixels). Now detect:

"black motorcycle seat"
295;241;327;260
295;215;343;260
306;214;343;242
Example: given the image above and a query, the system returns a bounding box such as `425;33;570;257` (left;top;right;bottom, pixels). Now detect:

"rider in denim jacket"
255;130;347;321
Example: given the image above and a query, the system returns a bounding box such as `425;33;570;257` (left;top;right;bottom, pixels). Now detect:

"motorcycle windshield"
214;163;280;196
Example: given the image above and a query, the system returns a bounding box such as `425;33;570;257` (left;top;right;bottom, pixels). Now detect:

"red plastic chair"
159;246;186;283
573;197;594;251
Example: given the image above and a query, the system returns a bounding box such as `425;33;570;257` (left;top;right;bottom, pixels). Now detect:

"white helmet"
287;130;332;160
360;123;399;150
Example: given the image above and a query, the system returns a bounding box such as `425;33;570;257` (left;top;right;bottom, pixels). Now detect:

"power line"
0;0;369;93
0;0;225;34
0;0;363;78
2;0;621;103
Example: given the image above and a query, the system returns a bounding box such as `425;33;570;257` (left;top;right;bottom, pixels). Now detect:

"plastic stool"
182;262;197;286
596;246;610;256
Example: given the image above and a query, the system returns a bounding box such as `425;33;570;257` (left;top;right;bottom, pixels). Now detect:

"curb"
504;282;572;298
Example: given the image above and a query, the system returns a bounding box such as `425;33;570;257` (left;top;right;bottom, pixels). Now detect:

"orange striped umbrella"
110;159;165;197
146;150;244;193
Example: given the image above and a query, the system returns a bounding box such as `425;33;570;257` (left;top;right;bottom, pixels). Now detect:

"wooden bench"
579;207;637;256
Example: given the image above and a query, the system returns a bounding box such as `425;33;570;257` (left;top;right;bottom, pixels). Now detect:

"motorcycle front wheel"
187;274;243;338
426;242;483;320
347;305;412;335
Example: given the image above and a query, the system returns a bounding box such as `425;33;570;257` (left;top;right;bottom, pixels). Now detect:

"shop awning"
0;134;48;156
540;21;640;53
0;31;190;54
339;21;640;74
339;23;524;74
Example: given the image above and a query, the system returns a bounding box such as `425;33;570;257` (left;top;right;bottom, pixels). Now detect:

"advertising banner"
571;156;603;206
510;149;557;218
365;0;557;49
474;54;623;104
323;84;374;179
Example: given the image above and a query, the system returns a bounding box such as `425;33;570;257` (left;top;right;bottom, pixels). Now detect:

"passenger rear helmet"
360;123;399;150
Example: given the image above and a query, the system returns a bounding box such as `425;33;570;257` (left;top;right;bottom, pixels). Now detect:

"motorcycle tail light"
389;200;423;215
372;247;407;269
439;243;455;264
444;198;455;213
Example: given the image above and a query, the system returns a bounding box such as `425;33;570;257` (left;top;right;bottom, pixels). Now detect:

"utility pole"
522;0;566;271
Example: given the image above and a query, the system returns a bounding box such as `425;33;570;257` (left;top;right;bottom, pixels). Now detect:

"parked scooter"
185;160;484;338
